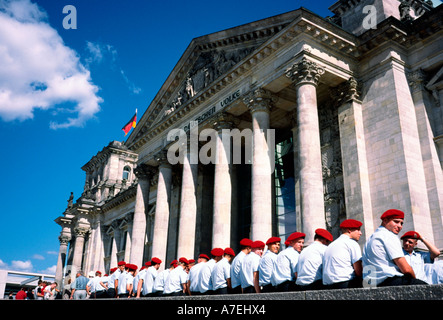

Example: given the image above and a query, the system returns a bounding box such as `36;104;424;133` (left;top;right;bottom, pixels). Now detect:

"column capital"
212;111;239;131
407;69;426;93
154;150;172;168
74;226;90;238
134;163;156;180
243;87;277;114
285;58;325;87
58;234;71;245
329;77;362;106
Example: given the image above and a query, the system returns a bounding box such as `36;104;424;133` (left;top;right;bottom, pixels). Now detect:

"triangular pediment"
126;9;301;146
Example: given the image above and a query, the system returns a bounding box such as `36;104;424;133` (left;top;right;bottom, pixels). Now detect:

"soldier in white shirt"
211;248;236;294
258;237;280;293
199;248;223;294
230;238;252;294
240;241;265;293
401;230;440;284
296;229;333;290
153;260;176;296
272;232;305;292
136;257;162;297
87;271;108;298
362;209;428;287
323;219;362;289
163;258;189;296
187;254;209;295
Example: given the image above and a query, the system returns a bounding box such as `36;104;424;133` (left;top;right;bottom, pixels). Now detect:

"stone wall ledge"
134;284;443;301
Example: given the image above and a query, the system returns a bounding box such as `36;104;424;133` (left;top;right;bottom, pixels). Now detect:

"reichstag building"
54;0;443;287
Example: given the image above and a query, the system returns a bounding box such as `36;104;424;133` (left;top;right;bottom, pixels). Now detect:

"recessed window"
122;166;131;180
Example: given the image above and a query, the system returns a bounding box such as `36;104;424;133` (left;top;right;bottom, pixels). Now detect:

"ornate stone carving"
407;68;426;92
133;163;156;180
330;77;362;106
212;111;239;131
58;234;70;245
74;226;89;238
243;88;277;114
285;58;325;87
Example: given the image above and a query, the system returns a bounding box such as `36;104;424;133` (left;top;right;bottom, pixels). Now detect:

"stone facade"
54;0;443;288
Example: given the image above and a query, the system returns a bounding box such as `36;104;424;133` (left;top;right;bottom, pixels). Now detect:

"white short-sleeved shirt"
133;269;145;295
322;234;362;285
362;226;404;285
403;249;432;283
198;259;216;293
296;241;327;285
118;272;133;294
142;266;158;294
271;247;299;286
258;250;277;286
163;266;187;294
188;262;205;292
230;251;246;289
240;251;261;288
153;269;170;292
211;258;231;290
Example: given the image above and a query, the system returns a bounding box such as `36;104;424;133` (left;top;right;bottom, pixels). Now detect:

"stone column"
177;140;199;259
71;226;89;280
332;77;374;241
55;234;70;290
151;151;172;269
286;58;326;243
130;164;154;268
243;88;276;242
211;112;236;248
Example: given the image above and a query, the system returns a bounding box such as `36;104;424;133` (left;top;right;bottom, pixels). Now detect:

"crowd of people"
19;208;441;300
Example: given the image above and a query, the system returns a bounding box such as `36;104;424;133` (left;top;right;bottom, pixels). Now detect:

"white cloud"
40;265;56;275
0;259;8;269
0;0;102;129
11;260;33;272
32;254;45;260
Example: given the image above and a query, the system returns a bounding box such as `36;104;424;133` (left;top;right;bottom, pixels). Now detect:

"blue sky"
0;0;440;275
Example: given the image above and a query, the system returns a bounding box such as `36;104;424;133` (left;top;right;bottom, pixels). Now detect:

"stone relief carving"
161;47;254;119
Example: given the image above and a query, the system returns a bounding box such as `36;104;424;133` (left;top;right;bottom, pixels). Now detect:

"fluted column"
177;139;199;258
71;226;89;280
151;151;172;270
211;112;237;248
332;77;374;242
286;58;325;243
243;88;276;242
55;234;70;290
130;164;154;268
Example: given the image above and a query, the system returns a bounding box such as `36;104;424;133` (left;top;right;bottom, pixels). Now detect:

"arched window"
122;166;131;180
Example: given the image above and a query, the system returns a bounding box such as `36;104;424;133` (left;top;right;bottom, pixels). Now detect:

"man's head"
339;219;363;241
401;231;420;253
381;209;405;235
286;232;305;253
266;237;281;254
151;257;162;270
251;241;265;256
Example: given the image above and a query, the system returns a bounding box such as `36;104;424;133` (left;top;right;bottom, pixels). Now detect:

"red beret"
224;247;236;257
266;237;281;245
117;261;126;266
401;231;421;240
381;209;404;220
286;232;306;242
179;257;189;265
339;219;362;229
211;248;224;257
110;267;117;273
239;238;253;247
145;261;151;267
127;264;138;271
199;254;210;260
189;259;195;264
251;241;265;248
95;271;102;274
315;228;333;242
170;260;178;266
151;257;162;265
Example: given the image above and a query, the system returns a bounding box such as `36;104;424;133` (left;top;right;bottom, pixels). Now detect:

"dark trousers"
214;287;229;295
296;280;325;291
275;280;297;292
242;286;256;294
106;288;116;298
230;286;242;294
379;275;428;287
261;284;275;293
325;277;362;290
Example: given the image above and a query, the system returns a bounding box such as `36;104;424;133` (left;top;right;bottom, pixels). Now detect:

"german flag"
122;109;137;136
